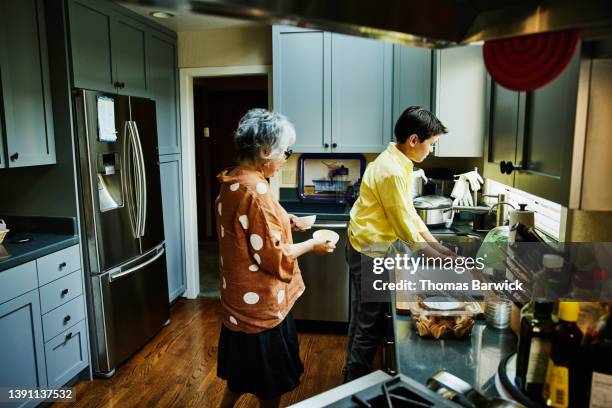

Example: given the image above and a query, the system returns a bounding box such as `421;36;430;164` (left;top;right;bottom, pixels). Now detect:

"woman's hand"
289;214;306;232
312;238;336;256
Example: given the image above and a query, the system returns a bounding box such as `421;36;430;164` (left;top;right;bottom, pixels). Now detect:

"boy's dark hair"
394;106;447;144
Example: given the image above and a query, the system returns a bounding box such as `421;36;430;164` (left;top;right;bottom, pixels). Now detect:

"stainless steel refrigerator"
73;89;169;377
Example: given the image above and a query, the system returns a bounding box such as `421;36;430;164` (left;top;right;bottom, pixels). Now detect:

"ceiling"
118;2;264;32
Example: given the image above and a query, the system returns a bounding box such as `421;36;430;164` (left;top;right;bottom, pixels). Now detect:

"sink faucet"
451;193;517;227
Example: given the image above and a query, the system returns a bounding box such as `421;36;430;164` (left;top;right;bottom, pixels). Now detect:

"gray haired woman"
215;109;335;408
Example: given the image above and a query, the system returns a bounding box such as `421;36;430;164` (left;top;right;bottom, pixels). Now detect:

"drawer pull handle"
61;288;69;297
59;262;67;270
65;332;73;341
64;315;71;323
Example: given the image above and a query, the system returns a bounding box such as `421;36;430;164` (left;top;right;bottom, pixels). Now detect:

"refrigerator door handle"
132;121;147;238
128;121;144;238
123;121;138;239
108;245;165;282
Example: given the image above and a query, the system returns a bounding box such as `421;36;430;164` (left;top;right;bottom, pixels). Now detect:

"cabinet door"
0;0;56;167
0;108;5;168
68;0;115;93
331;33;393;153
159;154;186;302
433;45;486;157
514;47;581;205
273;26;331;152
0;291;47;406
483;81;522;186
112;14;148;97
392;44;432;131
149;32;179;155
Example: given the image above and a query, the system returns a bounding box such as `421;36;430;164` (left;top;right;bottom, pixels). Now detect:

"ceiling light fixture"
150;11;174;19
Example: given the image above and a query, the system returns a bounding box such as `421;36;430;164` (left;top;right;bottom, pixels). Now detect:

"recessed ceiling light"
150;11;174;19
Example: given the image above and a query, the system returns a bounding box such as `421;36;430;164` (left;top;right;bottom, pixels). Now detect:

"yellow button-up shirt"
349;143;428;256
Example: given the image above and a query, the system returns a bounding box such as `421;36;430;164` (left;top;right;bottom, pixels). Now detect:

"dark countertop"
395;315;517;397
0;234;79;272
0;216;79;272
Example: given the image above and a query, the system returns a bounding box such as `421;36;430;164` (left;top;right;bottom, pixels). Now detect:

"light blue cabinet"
149;31;180;155
0;245;89;407
0;0;56;168
159;154;186;302
273;26;331;152
273;26;392;153
0;291;47;408
392;44;433;130
431;45;487;157
331;34;392;153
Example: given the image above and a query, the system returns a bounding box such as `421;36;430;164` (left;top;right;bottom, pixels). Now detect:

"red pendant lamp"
483;29;580;91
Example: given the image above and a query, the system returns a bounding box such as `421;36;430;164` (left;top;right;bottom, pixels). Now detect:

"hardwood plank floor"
51;298;347;408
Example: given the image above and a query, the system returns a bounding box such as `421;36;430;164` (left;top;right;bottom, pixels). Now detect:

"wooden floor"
52;298;347;408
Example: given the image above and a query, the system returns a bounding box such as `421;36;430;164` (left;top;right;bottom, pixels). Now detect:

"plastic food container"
408;295;482;339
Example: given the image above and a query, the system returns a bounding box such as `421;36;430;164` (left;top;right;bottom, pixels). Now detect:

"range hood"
124;0;612;47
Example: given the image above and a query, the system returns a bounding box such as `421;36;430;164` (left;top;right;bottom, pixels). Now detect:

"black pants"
344;241;389;382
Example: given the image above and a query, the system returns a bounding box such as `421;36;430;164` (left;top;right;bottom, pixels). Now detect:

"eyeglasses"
284;149;293;160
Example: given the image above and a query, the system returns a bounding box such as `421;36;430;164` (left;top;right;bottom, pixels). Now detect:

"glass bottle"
584;310;612;408
516;301;555;401
543;301;583;407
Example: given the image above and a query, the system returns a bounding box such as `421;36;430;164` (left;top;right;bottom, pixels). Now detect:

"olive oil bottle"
543;302;583;407
516;301;555;401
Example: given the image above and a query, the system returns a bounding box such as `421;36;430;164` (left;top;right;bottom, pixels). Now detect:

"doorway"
194;75;268;297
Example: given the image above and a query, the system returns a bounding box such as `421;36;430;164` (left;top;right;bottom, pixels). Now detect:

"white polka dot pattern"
243;292;260;305
253;253;261;264
250;234;263;250
238;215;249;230
277;290;285;304
221;225;225;238
230;183;240;191
248;264;259;272
255;182;267;194
229;316;238;325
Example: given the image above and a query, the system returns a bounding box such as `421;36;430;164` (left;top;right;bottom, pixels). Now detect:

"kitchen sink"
432;233;483;258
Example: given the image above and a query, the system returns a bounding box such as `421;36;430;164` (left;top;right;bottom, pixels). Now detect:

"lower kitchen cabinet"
159;154;186;301
0;291;47;408
0;245;89;407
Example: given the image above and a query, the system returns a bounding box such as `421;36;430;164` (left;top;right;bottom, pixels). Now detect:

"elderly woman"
216;109;335;408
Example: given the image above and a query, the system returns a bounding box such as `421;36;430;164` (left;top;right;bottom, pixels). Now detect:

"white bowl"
297;215;317;230
313;229;340;245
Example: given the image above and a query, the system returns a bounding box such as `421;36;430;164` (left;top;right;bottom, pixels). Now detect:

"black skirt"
217;312;304;400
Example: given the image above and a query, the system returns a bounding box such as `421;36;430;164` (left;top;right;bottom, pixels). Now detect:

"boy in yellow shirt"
345;106;456;381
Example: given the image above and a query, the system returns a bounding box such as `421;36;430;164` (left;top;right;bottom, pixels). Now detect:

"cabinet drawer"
0;261;38;305
37;245;81;285
39;271;83;314
45;320;88;388
42;295;86;342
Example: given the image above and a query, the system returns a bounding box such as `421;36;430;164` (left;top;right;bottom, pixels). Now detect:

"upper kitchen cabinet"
432;45;487;157
484;44;590;207
272;26;392;153
68;0;148;96
0;0;56;168
273;26;331;153
392;45;432;127
111;15;148;97
330;34;392;153
149;31;180;155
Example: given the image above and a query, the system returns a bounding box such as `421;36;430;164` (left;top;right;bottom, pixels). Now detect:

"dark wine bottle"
516;301;555;402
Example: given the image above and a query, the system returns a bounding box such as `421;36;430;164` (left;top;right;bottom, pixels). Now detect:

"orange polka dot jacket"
216;166;305;333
